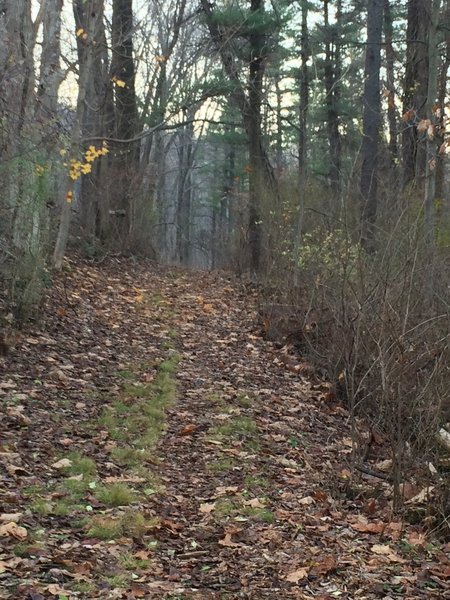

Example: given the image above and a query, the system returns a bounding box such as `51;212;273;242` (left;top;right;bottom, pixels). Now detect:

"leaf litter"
0;255;449;599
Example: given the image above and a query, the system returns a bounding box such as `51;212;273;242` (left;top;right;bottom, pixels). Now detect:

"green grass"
87;517;123;540
67;453;97;477
209;416;259;449
118;551;150;570
30;497;52;515
206;458;237;473
95;483;136;507
87;510;158;541
244;474;270;490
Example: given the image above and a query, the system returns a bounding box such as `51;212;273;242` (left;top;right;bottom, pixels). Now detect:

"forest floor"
0;256;449;600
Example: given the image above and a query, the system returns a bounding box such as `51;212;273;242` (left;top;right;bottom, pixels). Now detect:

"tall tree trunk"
0;1;30;238
402;0;431;189
435;0;450;202
360;0;383;250
247;0;266;274
324;0;341;198
73;0;113;240
423;0;442;252
53;4;100;269
298;0;309;181
200;0;276;274
384;0;398;170
175;110;194;265
110;0;139;247
294;0;309;286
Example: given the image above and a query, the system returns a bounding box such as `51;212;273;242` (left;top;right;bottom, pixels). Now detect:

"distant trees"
1;0;450;311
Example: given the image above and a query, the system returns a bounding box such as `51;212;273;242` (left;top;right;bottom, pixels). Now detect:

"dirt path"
0;258;448;599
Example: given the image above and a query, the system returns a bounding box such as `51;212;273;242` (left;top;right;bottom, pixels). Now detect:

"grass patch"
87;510;158;541
30;497;52;516
209;416;259;450
206;458;237;473
87;517;123;540
101;353;179;469
103;574;129;588
214;498;240;518
243;507;275;523
71;581;95;595
67;453;97;477
60;477;91;499
236;393;254;408
118;551;151;570
96;483;136;507
244;474;270;490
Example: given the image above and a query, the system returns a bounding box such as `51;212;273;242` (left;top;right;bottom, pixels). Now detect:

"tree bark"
384;0;398;171
200;0;276;274
360;0;384;250
402;0;431;189
53;4;100;269
423;0;442;252
324;0;342;198
110;0;139;247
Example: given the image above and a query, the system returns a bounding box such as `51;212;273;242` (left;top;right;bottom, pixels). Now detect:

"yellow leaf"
112;76;126;88
76;28;85;37
81;163;92;174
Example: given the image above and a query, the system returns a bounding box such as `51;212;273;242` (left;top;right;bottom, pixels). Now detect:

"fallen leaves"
0;258;448;600
0;521;27;540
284;567;308;583
51;458;73;469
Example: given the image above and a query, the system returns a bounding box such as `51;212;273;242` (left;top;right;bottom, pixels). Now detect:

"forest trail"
0;257;449;600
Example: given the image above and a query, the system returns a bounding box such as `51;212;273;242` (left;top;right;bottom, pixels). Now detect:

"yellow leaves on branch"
65;142;109;203
76;28;88;41
111;75;126;88
67;144;109;181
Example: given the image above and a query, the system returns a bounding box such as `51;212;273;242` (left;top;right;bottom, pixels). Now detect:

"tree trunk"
247;0;266;274
384;0;398;171
360;0;383;250
402;0;431;189
53;4;100;269
324;0;342;198
423;0;442;252
200;0;276;275
110;0;139;247
73;0;113;240
435;0;450;202
294;0;309;286
175;110;194;265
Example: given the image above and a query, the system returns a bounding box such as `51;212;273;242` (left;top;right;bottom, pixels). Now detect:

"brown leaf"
243;498;265;508
52;458;72;469
178;423;197;436
284;567;308;583
311;555;337;575
349;516;385;534
0;512;23;523
46;584;67;596
0;521;27;540
218;532;241;547
199;502;216;514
